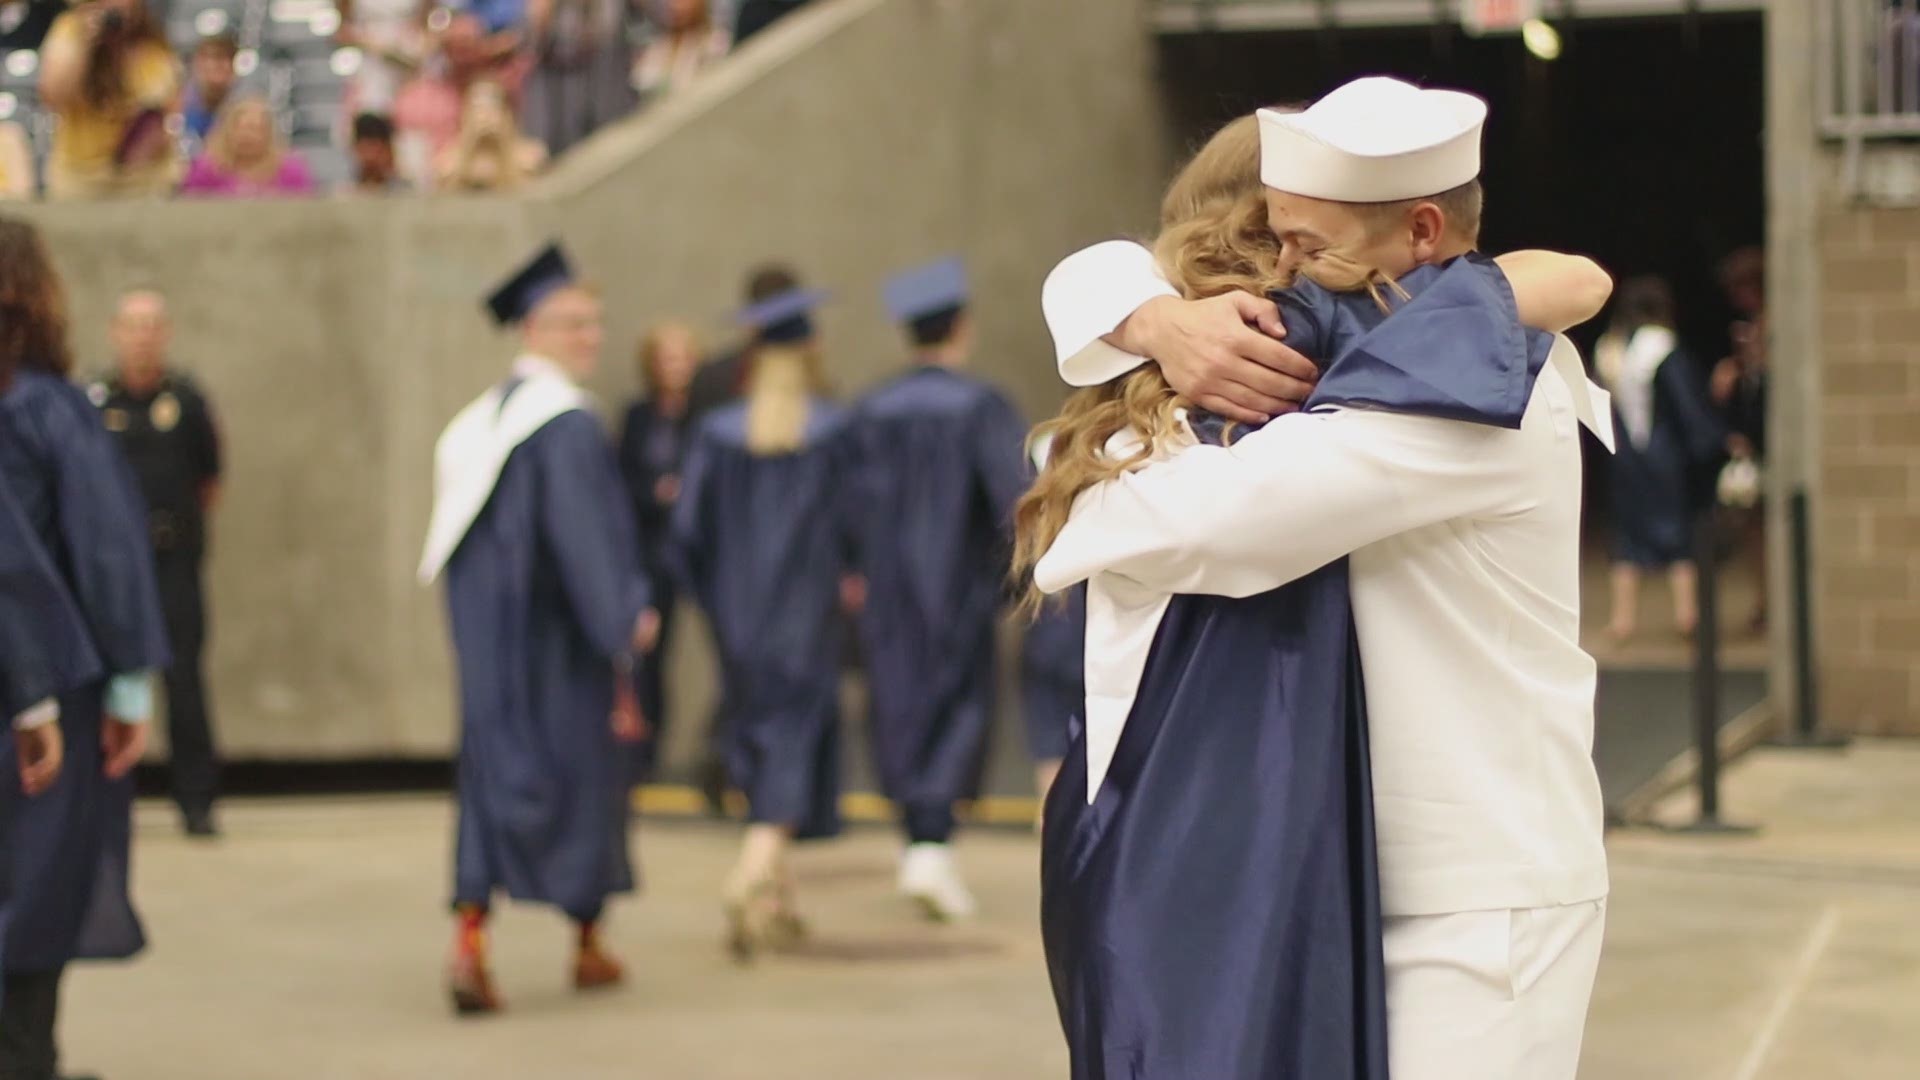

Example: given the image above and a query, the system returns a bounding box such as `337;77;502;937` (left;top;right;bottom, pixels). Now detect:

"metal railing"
1819;0;1920;194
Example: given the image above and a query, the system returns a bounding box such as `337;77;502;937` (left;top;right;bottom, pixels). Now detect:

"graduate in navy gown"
418;244;658;1015
1594;276;1725;642
843;257;1029;921
1022;256;1563;1080
0;469;99;764
616;321;702;783
0;216;169;1078
1019;579;1082;809
670;286;854;959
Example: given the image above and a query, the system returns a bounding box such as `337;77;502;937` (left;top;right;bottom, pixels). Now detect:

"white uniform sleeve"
1034;407;1535;598
1042;240;1177;388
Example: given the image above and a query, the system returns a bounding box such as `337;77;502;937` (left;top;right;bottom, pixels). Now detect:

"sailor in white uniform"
1035;77;1617;1080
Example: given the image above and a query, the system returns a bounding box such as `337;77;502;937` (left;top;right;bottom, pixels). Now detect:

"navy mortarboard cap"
485;243;575;327
882;255;969;324
736;286;829;344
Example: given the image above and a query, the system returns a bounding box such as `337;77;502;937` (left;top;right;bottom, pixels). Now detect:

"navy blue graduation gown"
670;400;853;840
0;470;100;720
616;400;695;779
1042;255;1552;1079
0;370;170;972
846;366;1029;815
1020;585;1084;765
1608;346;1725;567
446;407;652;920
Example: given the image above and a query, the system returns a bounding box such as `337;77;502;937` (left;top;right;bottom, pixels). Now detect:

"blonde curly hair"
1008;115;1286;613
1009;111;1411;614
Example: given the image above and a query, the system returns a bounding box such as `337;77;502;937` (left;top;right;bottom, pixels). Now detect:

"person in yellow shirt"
36;0;182;199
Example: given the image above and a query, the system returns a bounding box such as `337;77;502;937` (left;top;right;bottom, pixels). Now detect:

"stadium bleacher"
0;0;357;193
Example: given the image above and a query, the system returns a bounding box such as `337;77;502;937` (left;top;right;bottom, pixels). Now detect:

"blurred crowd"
0;0;814;198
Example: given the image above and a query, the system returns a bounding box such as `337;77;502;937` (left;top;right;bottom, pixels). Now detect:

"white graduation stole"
417;358;590;585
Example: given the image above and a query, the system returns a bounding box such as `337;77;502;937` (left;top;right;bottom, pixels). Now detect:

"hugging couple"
1018;77;1619;1080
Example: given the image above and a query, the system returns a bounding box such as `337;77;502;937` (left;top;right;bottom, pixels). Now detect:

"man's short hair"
352;113;395;143
744;264;800;304
1356;179;1484;245
906;305;964;349
197;32;240;61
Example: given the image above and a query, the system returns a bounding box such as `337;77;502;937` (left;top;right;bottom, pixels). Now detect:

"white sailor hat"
1258;77;1487;203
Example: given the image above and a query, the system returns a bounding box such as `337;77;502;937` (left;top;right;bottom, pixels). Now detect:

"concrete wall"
16;0;1170;759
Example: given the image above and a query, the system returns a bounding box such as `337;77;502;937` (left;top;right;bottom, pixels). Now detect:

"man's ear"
1408;202;1447;263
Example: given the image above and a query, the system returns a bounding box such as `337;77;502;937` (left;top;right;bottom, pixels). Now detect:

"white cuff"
12;698;59;731
105;672;154;724
1042;240;1176;387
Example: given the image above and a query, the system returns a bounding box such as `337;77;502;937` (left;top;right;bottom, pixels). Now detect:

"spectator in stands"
346;112;411;194
180;97;318;197
436;79;546;191
181;32;239;143
334;0;428;120
733;0;808;44
456;0;529;35
393;10;514;186
36;0;182;199
633;0;731;103
521;0;639;158
0;0;62;52
0;120;34;198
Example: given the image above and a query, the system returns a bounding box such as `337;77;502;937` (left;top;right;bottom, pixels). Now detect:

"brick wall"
1818;209;1920;735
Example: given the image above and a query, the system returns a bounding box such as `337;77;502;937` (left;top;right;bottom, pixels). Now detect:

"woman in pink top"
180;98;316;197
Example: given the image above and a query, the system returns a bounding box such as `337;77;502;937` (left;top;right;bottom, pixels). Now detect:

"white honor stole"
417;356;590;585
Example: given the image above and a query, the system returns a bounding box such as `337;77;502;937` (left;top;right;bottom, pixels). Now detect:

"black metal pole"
1775;489;1850;748
1693;507;1723;818
1675;508;1756;834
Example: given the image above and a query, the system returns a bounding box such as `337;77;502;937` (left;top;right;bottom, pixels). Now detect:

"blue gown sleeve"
970;390;1032;525
535;411;653;661
43;386;170;675
667;424;715;601
1658;350;1729;467
0;470;101;717
1294;257;1539;429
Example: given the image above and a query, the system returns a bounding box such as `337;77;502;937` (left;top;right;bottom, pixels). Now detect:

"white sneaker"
897;842;977;922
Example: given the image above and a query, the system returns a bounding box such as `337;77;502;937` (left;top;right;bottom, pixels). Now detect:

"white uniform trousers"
1385;899;1608;1080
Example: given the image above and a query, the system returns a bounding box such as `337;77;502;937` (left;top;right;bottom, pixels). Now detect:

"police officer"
89;289;223;837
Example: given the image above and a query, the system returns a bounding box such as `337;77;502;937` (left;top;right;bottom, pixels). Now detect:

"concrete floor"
61;742;1920;1080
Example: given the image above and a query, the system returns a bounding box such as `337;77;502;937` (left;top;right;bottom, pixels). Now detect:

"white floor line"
1729;905;1842;1080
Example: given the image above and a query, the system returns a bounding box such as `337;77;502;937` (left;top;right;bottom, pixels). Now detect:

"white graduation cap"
1258;76;1488;203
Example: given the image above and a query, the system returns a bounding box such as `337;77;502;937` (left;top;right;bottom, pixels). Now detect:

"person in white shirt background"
1033;77;1619;1080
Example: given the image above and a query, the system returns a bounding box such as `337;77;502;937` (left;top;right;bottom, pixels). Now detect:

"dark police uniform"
90;372;222;831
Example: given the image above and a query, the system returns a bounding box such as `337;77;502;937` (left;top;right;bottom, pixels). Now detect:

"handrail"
1817;0;1920;196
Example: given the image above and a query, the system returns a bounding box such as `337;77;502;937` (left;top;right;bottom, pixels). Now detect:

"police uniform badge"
151;392;181;432
87;382;109;407
103;408;129;432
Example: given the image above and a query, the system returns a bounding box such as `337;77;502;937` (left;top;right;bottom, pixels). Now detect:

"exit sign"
1461;0;1539;34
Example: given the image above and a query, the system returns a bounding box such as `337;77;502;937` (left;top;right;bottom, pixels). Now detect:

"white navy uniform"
1038;77;1616;1080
